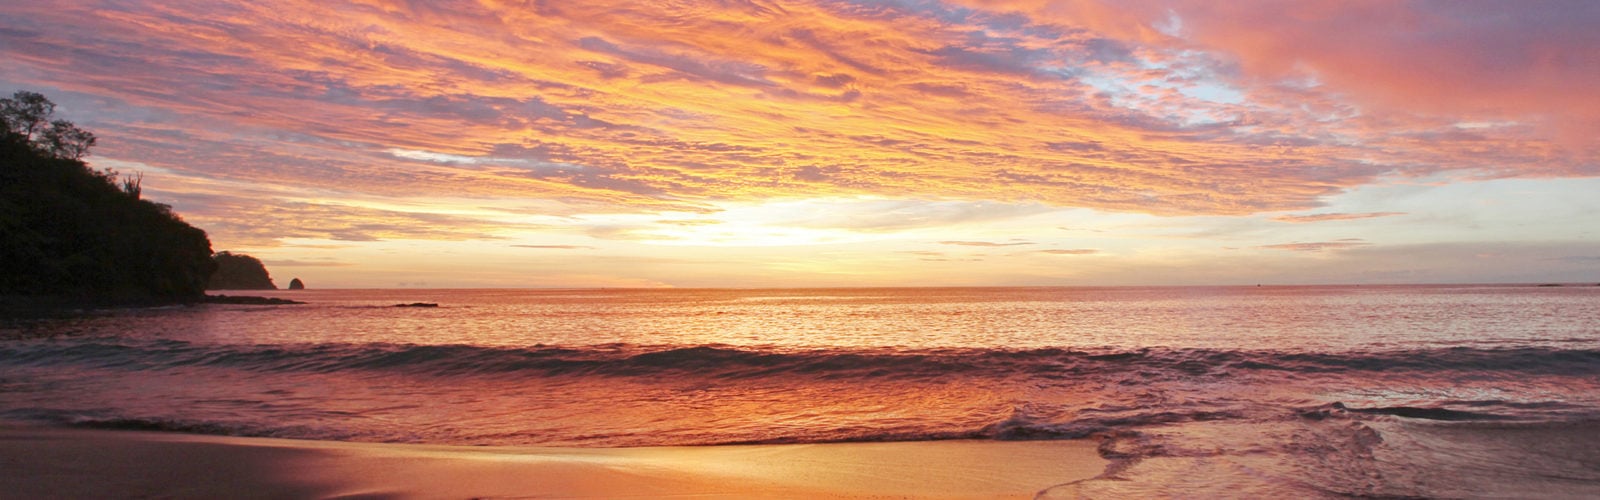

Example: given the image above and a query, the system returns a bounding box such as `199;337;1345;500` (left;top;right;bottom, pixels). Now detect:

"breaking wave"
5;340;1600;380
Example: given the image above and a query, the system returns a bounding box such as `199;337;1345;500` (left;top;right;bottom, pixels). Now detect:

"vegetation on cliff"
208;252;277;290
1;91;216;304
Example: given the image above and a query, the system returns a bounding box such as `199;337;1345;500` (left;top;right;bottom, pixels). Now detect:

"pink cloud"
1272;212;1406;223
1257;239;1371;252
0;0;1593;253
1157;1;1600;149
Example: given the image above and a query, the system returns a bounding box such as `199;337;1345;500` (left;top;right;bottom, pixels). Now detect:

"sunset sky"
3;0;1597;288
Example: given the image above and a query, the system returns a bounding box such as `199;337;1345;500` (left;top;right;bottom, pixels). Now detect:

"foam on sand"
0;426;1105;498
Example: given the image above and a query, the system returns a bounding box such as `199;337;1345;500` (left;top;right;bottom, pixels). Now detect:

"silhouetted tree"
1;91;96;160
1;90;214;304
0;91;53;140
42;119;97;160
119;171;142;199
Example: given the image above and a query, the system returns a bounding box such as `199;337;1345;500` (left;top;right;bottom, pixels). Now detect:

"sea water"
3;285;1598;497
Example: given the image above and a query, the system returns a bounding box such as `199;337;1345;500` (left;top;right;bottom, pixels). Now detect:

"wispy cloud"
1257;240;1372;252
263;259;354;267
165;195;517;247
1037;249;1099;255
1544;256;1600;263
511;245;595;250
1273;212;1407;223
1;0;1595;275
939;241;1035;247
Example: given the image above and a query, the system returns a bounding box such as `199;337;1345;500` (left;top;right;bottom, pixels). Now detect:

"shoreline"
0;426;1106;498
1;293;302;319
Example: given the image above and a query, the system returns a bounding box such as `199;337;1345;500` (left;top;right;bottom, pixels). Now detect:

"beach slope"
0;427;1104;499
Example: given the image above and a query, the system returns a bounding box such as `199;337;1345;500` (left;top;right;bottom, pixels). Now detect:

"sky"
2;0;1597;288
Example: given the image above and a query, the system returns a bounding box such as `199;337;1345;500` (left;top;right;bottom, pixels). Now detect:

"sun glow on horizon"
2;0;1596;287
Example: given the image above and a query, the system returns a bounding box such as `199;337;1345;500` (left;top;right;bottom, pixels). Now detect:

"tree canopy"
1;91;97;160
208;251;278;290
1;91;215;304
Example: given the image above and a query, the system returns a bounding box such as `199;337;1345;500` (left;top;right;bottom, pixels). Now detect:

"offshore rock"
203;295;304;305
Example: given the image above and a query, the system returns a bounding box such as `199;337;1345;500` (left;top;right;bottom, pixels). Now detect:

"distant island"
1;91;215;307
208;251;277;290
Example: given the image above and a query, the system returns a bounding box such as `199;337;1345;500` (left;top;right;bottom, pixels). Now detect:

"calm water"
3;285;1599;497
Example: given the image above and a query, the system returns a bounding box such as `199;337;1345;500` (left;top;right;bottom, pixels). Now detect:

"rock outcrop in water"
207;252;276;290
202;294;304;305
0;90;215;305
287;278;305;290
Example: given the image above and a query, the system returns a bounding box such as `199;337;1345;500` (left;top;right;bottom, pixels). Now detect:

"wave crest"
5;341;1600;380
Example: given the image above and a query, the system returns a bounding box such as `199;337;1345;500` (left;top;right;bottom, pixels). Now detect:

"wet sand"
0;426;1105;498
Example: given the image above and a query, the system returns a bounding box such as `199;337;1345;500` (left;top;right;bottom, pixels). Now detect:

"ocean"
3;285;1598;497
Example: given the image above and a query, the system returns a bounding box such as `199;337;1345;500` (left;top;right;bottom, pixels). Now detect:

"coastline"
0;426;1105;499
1;294;302;320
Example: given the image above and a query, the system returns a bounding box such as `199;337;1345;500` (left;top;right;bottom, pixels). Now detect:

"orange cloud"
1;0;1594;253
1272;212;1406;223
939;241;1035;247
1257;239;1371;252
1037;249;1100;255
263;259;355;268
511;245;594;250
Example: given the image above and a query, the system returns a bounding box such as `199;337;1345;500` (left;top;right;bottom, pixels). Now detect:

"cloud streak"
511;245;595;250
264;259;355;268
1038;249;1100;255
940;241;1035;247
1272;212;1407;223
0;0;1594;255
1257;240;1372;253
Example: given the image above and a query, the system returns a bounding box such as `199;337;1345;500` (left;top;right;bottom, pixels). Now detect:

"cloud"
1272;212;1407;223
577;36;777;88
147;186;524;247
1544;256;1600;263
0;0;1594;229
1256;239;1372;252
654;219;723;226
263;259;354;267
585;225;667;242
1158;1;1600;147
511;245;595;250
940;241;1035;247
1037;249;1099;255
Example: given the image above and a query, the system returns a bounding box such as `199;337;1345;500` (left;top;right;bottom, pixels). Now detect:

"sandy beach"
0;426;1106;499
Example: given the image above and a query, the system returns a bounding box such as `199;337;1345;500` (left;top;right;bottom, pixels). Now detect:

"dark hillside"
1;91;215;304
208;251;277;290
